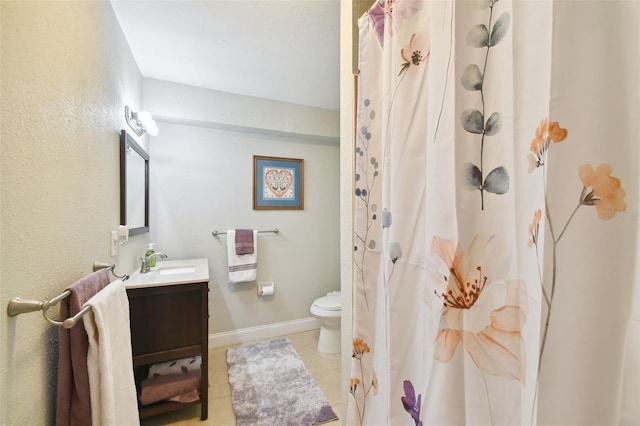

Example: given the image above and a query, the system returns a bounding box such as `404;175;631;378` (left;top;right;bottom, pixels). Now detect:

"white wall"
144;78;339;142
0;2;147;424
340;0;356;420
144;79;341;334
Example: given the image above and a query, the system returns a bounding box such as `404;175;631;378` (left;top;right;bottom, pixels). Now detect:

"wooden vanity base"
127;281;209;421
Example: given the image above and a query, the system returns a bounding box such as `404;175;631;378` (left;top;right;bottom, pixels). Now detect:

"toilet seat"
312;294;341;311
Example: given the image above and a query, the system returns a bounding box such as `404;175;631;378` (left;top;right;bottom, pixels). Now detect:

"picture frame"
253;155;304;210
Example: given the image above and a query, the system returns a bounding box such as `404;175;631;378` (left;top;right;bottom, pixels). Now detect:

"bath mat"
226;338;338;426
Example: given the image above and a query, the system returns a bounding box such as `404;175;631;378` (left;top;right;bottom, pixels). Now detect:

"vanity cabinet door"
128;283;202;356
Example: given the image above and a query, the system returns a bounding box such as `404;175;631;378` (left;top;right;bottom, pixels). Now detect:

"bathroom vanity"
125;258;209;420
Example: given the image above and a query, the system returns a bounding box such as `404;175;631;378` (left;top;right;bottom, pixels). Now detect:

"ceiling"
110;0;341;111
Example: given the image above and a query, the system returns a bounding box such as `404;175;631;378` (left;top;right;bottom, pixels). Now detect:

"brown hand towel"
56;268;111;426
138;369;201;406
235;229;255;255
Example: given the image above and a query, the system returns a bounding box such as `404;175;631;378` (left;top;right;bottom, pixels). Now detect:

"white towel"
84;280;140;426
227;229;258;283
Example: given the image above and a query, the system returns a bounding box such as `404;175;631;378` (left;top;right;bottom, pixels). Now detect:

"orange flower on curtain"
350;337;377;425
528;209;542;249
352;337;371;359
525;118;627;384
527;119;568;173
431;234;528;383
578;164;626;219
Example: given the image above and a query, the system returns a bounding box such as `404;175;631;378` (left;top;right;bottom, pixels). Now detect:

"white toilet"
310;291;341;353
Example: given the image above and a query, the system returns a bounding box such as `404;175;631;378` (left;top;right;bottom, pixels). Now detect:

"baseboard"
209;317;320;349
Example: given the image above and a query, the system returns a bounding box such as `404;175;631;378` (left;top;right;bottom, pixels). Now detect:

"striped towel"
227;229;258;283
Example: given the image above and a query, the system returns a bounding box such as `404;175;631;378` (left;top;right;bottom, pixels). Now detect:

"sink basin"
125;258;209;289
158;265;196;275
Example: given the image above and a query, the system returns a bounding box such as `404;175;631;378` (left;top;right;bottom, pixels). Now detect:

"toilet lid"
313;294;341;311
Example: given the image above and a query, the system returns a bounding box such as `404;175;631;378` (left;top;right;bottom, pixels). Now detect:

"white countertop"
125;258;209;289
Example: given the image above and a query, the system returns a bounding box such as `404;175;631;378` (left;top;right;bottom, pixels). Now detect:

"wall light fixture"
125;105;159;137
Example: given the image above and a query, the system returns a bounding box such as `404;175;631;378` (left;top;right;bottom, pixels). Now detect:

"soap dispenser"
145;243;157;268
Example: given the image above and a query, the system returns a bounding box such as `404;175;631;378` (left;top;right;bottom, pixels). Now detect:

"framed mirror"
120;130;149;236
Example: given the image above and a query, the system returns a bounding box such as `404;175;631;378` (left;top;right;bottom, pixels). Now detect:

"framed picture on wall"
253;155;304;210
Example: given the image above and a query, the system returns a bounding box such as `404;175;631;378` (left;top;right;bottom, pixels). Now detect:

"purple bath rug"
226;338;338;426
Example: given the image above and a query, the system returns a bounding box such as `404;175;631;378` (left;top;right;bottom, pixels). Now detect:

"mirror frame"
120;129;149;236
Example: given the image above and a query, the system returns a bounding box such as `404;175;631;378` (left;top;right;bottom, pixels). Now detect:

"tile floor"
140;329;342;426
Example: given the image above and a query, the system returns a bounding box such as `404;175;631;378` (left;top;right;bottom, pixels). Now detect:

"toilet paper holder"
257;282;274;297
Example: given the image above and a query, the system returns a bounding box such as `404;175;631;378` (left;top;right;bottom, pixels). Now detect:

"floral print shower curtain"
350;1;639;425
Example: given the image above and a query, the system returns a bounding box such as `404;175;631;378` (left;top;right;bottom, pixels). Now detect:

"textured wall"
0;2;144;423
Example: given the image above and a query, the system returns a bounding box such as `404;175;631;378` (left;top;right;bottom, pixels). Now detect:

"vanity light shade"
136;111;153;124
146;123;159;136
125;105;159;137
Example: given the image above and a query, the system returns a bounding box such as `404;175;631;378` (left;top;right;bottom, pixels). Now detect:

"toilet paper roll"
258;282;274;297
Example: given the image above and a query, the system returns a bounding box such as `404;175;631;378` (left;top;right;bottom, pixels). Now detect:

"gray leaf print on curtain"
461;65;484;91
461;109;484;134
466;24;489;47
459;2;511;210
484;166;510;194
484;112;502;136
490;12;510;46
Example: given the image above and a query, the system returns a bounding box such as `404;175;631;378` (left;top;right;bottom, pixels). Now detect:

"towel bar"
92;262;129;280
211;228;279;237
6;262;128;328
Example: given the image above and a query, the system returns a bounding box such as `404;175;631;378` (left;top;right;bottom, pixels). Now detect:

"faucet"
140;252;168;273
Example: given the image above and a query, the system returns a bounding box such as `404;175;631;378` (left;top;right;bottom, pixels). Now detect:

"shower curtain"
350;1;639;425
